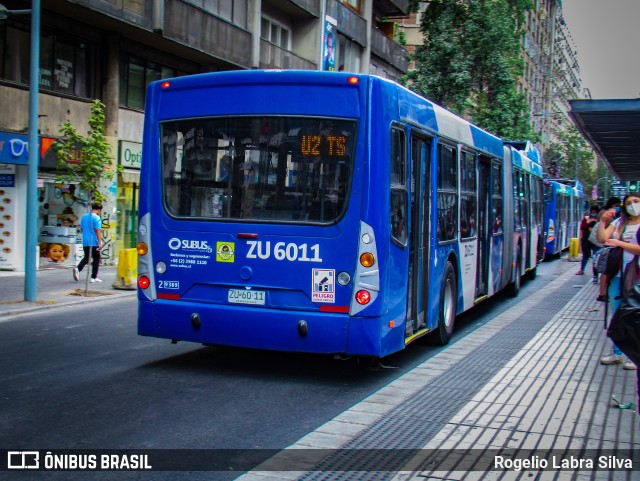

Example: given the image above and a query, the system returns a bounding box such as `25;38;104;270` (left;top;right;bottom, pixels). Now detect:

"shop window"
1;24;93;98
2;24;30;85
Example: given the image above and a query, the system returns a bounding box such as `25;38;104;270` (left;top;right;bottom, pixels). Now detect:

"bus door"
522;173;532;269
476;156;491;298
534;179;544;261
406;135;431;336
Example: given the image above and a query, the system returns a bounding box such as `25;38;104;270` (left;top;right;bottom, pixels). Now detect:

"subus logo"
168;238;211;252
7;451;39;469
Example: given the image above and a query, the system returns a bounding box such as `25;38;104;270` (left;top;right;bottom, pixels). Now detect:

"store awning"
568;98;640;181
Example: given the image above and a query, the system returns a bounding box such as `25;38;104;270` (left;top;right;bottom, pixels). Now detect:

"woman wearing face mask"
597;193;640;370
576;204;601;278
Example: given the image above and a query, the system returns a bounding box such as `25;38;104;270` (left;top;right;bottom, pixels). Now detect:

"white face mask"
626;201;640;217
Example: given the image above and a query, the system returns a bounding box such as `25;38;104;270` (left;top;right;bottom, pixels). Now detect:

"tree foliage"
407;0;536;141
544;125;596;195
54;100;114;204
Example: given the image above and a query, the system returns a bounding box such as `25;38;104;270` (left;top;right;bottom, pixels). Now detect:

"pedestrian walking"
73;202;103;283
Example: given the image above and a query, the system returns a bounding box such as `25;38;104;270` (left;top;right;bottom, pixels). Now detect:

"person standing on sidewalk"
73;203;103;283
576;204;600;280
597;193;640;370
596;197;621;300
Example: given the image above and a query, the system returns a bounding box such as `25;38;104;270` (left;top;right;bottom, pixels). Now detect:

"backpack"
594;246;623;276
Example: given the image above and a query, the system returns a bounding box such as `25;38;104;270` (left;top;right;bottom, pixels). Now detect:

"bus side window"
513;169;521;228
390;127;407;246
437;144;457;242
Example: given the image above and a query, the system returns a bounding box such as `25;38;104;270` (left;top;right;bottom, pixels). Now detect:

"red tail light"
355;290;371;305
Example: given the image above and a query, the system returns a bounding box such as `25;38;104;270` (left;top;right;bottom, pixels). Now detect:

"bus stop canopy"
568;98;640;181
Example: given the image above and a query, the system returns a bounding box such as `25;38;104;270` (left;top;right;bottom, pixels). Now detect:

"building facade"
522;0;589;151
0;0;409;271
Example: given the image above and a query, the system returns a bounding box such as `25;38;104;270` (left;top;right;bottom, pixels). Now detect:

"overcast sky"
561;0;640;99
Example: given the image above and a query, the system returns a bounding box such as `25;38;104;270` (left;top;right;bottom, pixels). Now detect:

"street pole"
25;0;41;301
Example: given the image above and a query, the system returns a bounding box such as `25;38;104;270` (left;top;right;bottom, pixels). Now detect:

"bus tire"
524;265;537;280
433;261;456;345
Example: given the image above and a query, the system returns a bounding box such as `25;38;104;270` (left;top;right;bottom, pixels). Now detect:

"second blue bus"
543;180;584;258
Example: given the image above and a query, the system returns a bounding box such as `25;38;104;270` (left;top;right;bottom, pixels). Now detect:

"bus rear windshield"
161;116;356;224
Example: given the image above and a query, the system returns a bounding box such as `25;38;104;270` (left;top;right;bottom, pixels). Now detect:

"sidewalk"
0;265;136;319
237;260;639;480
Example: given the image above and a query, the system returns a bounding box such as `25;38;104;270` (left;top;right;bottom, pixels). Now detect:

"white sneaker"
90;278;103;283
623;361;638;370
73;268;79;282
600;354;623;365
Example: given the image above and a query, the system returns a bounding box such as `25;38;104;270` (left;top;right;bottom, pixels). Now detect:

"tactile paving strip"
298;277;588;479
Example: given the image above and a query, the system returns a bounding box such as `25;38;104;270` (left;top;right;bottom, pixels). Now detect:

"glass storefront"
116;174;139;251
115;141;141;254
37;179;88;268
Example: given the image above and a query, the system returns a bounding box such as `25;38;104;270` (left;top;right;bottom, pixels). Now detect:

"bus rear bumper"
138;299;388;357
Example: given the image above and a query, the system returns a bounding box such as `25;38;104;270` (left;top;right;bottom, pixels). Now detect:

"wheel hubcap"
443;278;454;328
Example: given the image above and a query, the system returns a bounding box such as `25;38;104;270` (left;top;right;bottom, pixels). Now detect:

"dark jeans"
77;246;101;279
580;239;599;274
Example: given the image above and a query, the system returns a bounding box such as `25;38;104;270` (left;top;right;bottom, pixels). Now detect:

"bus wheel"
433;261;456;345
524;265;537;281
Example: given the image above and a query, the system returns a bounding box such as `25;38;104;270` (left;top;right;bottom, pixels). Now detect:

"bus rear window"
161;116;356;223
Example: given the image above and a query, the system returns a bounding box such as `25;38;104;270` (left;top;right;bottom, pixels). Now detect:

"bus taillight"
138;276;151;290
355;290;371;305
137;242;148;256
161;81;171;89
360;252;375;267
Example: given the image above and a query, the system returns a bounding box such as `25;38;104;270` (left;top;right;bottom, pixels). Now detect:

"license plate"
228;289;266;305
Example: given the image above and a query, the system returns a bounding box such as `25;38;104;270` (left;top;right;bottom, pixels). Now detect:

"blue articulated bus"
543;180;584;258
137;70;542;358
